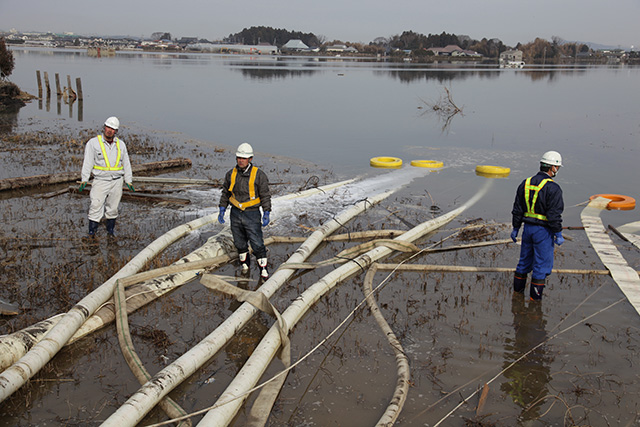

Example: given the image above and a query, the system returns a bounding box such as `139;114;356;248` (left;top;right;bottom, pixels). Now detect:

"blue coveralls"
512;171;564;281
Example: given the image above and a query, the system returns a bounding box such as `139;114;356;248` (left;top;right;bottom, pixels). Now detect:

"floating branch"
419;86;464;132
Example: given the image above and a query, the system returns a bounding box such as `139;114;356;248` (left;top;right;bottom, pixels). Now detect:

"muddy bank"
0;121;639;426
0;82;33;116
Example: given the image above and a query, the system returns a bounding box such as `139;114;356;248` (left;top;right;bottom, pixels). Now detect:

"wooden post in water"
44;71;51;112
36;70;42;99
43;72;51;99
75;78;83;101
55;73;62;96
64;74;77;103
77;77;84;121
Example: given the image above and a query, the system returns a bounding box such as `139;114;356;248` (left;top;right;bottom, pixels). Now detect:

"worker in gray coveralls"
79;116;134;238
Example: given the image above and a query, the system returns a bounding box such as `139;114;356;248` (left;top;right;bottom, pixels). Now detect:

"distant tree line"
150;32;172;41
221;27;512;58
368;31;507;58
516;36;591;63
150;25;599;63
381;32;596;62
225;27;321;48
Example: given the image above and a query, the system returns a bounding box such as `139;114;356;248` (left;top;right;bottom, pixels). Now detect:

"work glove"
262;211;270;227
79;182;87;192
510;228;519;243
218;207;226;224
554;232;564;246
126;182;135;192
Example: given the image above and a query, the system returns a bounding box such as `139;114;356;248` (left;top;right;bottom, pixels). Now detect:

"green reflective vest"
93;135;123;171
524;177;552;221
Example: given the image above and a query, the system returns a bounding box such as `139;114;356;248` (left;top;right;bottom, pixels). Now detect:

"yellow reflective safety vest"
228;166;261;210
93;135;123;171
524;177;552;221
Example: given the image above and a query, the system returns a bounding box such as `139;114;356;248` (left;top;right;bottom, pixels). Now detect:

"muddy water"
1;49;639;425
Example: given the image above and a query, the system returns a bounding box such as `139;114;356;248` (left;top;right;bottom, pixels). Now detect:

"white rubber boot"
258;258;269;279
239;252;250;273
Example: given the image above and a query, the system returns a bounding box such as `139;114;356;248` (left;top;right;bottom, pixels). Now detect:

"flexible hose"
115;277;192;426
363;264;410;426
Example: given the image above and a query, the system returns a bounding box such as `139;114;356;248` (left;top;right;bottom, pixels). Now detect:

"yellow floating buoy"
475;165;511;178
370;156;403;169
410;160;444;169
589;194;636;211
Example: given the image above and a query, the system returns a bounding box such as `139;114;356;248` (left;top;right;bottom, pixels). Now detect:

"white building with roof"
281;39;309;52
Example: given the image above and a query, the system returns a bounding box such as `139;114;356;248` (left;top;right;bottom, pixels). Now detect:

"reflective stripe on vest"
524;177;551;221
93;135;123;171
229;166;261;211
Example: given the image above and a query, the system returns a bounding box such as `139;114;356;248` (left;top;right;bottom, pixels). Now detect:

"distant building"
427;44;481;57
281;39;309;52
500;49;523;62
185;43;279;55
326;44;358;53
177;37;198;48
499;49;525;68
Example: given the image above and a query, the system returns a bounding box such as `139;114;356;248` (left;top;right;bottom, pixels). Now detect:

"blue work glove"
79;182;87;192
218;207;226;224
554;232;564;246
510;228;519;243
126;182;135;192
262;211;270;227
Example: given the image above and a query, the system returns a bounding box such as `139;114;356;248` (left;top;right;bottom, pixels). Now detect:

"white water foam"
174;167;431;238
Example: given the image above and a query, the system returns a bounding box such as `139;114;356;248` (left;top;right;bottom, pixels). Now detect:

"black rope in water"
349;256;367;273
352;197;374;210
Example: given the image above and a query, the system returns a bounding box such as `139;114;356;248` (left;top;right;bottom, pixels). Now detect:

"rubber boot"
88;220;100;238
530;278;545;301
513;273;527;293
258;258;269;279
106;218;116;237
238;252;250;273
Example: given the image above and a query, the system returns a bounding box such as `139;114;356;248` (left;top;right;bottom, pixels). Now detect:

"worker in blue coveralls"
218;143;272;279
510;151;565;301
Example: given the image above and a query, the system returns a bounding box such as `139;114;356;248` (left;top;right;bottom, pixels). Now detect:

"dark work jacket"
511;171;564;233
219;163;271;212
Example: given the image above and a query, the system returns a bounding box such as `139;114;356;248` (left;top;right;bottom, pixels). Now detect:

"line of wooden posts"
35;71;83;102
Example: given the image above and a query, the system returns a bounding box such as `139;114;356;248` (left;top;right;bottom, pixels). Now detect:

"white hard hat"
236;142;254;158
540;151;562;167
104;116;120;130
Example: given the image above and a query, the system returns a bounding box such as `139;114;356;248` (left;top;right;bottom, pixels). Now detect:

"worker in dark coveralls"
510;151;565;301
218;143;272;279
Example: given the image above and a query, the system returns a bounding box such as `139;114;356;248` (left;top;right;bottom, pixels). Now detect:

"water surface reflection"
501;293;553;423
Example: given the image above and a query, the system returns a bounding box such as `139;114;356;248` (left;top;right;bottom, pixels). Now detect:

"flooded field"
0;48;639;426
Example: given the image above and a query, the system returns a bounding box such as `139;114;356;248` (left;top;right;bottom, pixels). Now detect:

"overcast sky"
1;0;638;48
